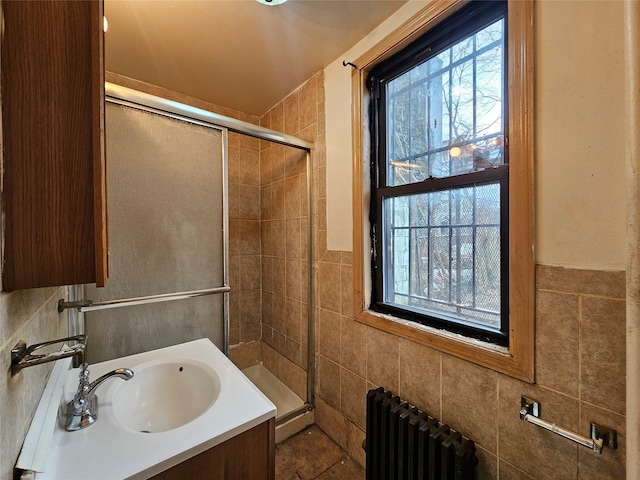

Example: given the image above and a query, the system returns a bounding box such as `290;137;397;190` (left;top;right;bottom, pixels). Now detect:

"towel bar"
58;286;230;313
519;396;617;454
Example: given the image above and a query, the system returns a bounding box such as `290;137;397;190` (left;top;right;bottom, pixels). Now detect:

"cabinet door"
151;419;276;480
1;0;107;291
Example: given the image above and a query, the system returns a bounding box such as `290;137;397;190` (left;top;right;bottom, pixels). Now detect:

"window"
352;0;534;380
369;1;508;344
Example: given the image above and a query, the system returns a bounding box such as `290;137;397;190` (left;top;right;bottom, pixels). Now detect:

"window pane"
383;183;501;329
386;18;505;186
389;89;411;167
476;46;503;137
450;59;475;146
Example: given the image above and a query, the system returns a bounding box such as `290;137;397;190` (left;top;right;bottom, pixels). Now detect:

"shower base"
242;364;314;443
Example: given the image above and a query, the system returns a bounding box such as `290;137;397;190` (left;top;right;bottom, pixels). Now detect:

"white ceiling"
105;0;407;116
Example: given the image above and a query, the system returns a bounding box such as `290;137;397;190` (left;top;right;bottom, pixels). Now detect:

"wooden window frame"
352;0;534;382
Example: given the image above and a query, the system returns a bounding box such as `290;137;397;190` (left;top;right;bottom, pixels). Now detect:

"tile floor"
276;426;365;480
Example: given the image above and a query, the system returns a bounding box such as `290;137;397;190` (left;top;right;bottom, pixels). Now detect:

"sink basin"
111;359;221;433
22;339;276;480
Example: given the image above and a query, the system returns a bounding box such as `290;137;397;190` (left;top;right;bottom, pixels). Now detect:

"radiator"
365;387;478;480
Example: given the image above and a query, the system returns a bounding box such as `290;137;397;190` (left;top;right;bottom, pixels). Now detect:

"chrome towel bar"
58;286;230;313
519;396;617;454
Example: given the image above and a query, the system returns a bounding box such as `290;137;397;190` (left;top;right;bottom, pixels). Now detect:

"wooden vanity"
151;419;275;480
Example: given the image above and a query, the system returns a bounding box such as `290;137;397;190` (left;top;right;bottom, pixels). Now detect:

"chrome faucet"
65;363;134;431
11;335;87;375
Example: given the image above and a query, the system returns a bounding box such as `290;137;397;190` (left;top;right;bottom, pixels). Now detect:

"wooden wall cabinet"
1;0;107;291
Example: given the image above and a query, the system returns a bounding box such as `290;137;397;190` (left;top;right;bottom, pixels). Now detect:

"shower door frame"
67;82;316;407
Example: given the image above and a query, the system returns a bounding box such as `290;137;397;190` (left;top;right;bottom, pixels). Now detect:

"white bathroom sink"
111;359;221;433
23;339;276;480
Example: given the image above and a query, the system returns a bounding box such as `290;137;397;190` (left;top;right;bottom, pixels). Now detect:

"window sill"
355;308;533;382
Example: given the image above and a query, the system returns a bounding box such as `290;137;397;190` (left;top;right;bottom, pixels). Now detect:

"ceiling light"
256;0;288;5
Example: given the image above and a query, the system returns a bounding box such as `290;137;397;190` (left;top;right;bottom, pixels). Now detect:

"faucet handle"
71;364;91;408
79;363;90;379
66;366;134;432
76;364;90;393
67;364;97;431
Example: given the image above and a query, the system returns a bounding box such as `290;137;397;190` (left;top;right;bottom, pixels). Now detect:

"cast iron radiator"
365;387;478;480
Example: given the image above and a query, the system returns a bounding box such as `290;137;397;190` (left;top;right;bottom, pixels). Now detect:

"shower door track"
105;83;314;151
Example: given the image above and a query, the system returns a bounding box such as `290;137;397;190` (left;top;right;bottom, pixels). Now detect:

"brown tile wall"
253;72;325;396
228;129;263;347
314;262;626;479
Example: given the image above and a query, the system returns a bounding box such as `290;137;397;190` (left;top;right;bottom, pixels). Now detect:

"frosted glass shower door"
84;102;227;363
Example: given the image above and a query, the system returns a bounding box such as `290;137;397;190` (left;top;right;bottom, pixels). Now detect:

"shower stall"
64;83;315;442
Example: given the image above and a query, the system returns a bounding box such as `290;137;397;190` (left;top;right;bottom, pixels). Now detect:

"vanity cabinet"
1;0;107;291
151;419;275;480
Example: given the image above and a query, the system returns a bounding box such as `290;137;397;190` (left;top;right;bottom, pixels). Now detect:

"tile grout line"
577;294;583;478
578;294;583;406
309;454;349;480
